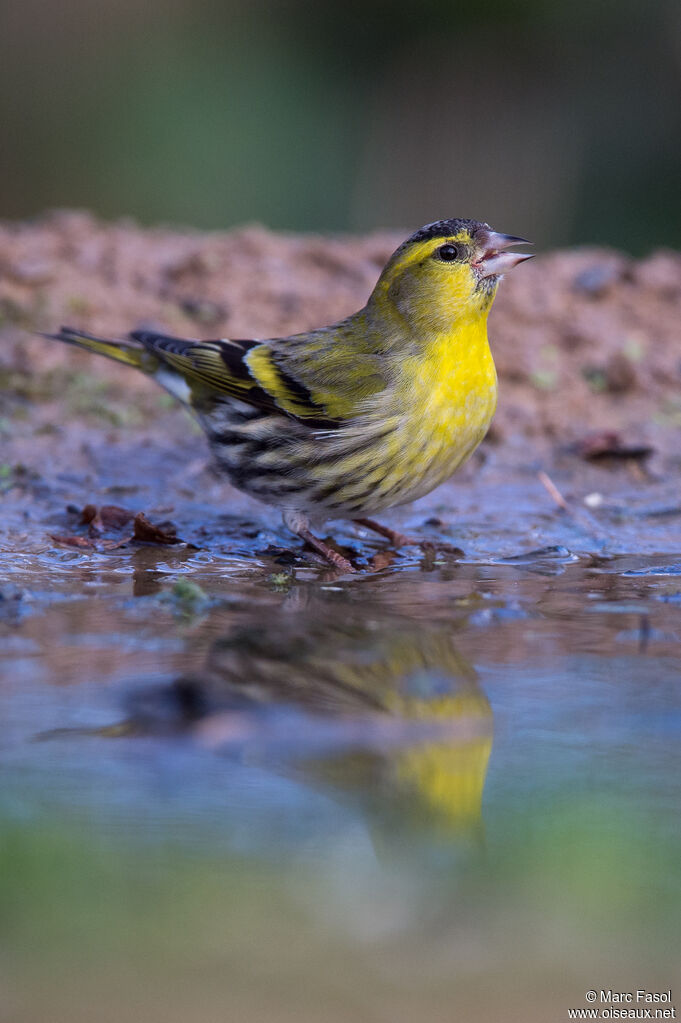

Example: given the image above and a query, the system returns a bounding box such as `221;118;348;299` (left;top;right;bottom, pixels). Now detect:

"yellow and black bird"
45;219;532;571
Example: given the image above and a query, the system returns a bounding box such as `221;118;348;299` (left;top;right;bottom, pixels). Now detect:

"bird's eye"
436;243;459;261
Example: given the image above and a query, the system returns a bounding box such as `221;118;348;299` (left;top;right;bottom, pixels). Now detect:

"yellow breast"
390;318;498;504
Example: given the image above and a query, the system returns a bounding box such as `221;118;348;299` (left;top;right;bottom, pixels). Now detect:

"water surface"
1;449;680;1022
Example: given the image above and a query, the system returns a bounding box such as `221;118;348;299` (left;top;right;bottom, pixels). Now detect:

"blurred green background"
1;0;680;251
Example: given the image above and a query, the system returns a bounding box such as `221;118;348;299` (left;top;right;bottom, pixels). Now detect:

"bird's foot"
297;526;357;574
283;510;357;574
353;517;463;557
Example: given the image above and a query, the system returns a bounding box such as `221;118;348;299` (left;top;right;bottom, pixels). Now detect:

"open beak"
473;231;534;278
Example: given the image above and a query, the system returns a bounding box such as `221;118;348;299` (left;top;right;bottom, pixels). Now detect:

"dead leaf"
573;431;654;462
100;505;135;529
80;503;134;529
59;506;182;549
51;534;97;550
98;535;134;550
368;550;398;572
132;512;182;545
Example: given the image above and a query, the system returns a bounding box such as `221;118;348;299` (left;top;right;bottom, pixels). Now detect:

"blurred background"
1;0;681;252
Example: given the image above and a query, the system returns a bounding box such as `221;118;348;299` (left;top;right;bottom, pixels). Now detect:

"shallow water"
1;442;680;1022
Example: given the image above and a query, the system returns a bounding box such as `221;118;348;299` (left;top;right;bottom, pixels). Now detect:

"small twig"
537;470;609;543
537;470;569;511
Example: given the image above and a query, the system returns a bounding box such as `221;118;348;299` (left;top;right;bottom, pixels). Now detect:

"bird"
44;218;532;572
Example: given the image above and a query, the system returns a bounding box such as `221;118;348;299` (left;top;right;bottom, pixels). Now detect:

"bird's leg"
283;511;356;573
297;526;357;573
353;517;423;547
354;517;462;556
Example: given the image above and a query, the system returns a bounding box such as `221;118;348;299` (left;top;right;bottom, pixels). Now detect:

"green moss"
268;571;292;590
159;577;211;619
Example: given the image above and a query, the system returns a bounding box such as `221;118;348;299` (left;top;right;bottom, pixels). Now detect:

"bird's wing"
48;325;387;429
131;329;345;430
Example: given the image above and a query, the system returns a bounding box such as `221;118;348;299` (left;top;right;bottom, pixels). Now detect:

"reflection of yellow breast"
391;688;493;835
396;736;493;833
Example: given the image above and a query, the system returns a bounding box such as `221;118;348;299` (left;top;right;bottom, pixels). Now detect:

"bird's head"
370;218;533;333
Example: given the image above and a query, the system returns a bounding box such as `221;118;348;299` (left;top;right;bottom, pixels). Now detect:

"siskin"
45;219;532;572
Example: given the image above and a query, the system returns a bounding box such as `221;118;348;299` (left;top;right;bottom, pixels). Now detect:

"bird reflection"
134;613;493;850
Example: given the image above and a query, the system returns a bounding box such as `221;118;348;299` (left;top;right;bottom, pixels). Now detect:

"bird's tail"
41;326;157;372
